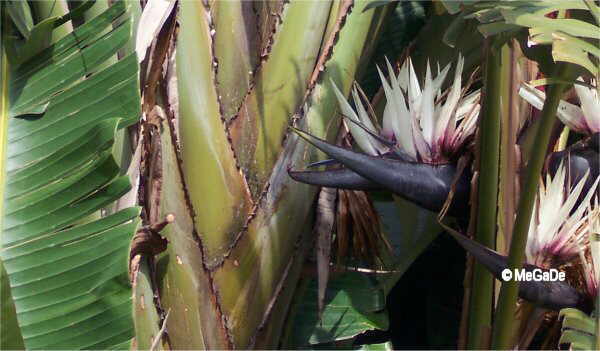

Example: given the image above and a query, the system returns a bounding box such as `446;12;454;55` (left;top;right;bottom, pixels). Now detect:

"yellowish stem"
556;126;570;151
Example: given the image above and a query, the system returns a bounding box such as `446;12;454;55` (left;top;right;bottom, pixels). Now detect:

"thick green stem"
467;41;504;350
491;63;573;350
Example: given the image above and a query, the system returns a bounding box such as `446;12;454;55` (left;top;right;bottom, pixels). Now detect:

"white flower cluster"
526;162;599;276
332;56;480;164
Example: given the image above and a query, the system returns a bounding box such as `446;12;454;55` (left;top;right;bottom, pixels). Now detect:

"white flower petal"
519;82;590;134
420;62;436;146
397;58;410;90
432;62;451;95
518;83;546;110
407;58;421;107
574;78;600;133
330;79;379;155
411;117;431;162
385;58;400;95
377;56;479;162
452;103;479;150
378;66;417;159
436;56;464;148
557;100;589;132
351;86;377;132
351;86;384;153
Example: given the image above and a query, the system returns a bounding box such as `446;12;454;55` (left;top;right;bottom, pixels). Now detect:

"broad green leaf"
290;272;389;347
373;196;441;295
9;17;58;66
559;307;598;350
446;0;600;77
551;33;599;76
560;308;596;335
411;10;483;87
441;0;463;15
0;2;141;349
359;0;427;97
8;1;133;117
30;0;72;43
0;260;24;350
559;330;595;350
502;10;599;39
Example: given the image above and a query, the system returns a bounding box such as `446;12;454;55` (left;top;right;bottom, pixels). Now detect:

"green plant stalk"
467;41;504;350
491;63;573;350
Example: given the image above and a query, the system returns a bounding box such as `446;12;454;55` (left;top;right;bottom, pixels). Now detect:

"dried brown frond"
331;117;392;268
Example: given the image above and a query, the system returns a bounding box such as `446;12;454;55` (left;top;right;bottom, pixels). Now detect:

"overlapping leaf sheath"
150;0;390;348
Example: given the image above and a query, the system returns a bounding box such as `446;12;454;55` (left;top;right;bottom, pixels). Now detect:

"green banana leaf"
0;2;141;349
